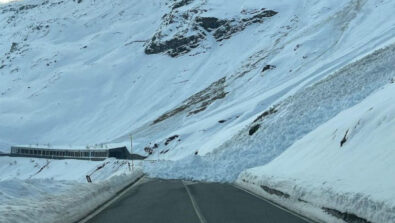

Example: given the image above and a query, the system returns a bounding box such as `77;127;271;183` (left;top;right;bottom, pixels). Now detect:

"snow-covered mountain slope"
115;0;395;164
1;0;395;221
0;0;394;179
237;83;395;223
146;43;395;181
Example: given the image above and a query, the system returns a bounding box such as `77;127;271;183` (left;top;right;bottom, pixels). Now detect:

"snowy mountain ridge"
0;0;393;156
0;0;395;222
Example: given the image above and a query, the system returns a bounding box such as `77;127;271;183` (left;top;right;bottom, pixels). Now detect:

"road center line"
182;181;207;223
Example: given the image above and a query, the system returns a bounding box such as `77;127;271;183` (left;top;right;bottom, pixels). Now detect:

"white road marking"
182;180;199;186
232;184;318;223
182;181;207;223
78;176;147;223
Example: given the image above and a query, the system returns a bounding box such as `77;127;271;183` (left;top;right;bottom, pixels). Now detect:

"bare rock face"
145;1;278;57
195;17;227;32
153;77;228;124
144;33;205;57
144;0;206;57
172;0;194;9
212;8;278;41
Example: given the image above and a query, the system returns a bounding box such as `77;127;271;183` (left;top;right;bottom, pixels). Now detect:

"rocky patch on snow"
143;134;182;157
205;8;278;42
171;0;194;10
261;64;276;73
153;76;228;124
145;1;277;57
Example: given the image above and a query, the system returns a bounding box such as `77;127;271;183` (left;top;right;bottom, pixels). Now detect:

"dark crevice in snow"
340;129;349;147
260;185;291;199
253;106;278;123
322;207;372;223
29;160;50;179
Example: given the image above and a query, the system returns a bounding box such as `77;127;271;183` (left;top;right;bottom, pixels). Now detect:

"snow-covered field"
0;157;142;223
0;0;394;222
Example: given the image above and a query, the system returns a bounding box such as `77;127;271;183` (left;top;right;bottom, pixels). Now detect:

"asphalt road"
86;178;310;223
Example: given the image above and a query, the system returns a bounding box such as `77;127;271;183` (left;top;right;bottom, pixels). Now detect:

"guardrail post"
128;162;132;172
130;134;134;172
86;175;92;183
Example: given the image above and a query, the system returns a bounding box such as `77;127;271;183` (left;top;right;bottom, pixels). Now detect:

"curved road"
85;178;310;223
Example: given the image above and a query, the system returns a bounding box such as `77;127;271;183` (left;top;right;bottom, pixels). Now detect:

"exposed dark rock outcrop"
144;146;153;155
187;77;228;116
153;77;228;124
172;0;194;9
145;34;204;57
165;135;180;145
18;4;39;11
195;17;227;31
200;8;278;41
262;64;276;73
9;42;19;53
249;124;261;136
145;4;278;57
160;149;170;154
242;8;278;23
2;1;49;14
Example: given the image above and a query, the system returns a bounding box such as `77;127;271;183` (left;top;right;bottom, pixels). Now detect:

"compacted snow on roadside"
236;83;395;223
0;157;142;223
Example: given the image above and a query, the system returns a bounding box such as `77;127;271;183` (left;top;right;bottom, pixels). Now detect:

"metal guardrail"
2;153;149;162
5;153;106;161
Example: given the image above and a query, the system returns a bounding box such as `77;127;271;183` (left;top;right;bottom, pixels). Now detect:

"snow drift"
0;157;143;223
237;83;395;223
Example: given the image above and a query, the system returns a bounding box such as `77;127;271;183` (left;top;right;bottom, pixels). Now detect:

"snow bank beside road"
0;173;143;223
0;157;134;181
236;83;395;223
0;157;143;223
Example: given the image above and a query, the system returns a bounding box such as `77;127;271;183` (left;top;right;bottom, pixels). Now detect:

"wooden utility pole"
130;134;134;172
